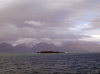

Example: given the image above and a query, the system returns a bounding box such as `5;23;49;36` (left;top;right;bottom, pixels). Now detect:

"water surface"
0;53;100;74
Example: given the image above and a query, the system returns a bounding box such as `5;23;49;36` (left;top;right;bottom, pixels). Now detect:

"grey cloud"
0;0;99;44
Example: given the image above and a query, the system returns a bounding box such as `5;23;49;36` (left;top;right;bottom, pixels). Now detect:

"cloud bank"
0;0;100;47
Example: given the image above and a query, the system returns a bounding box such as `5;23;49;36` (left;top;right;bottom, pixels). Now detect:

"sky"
0;0;100;46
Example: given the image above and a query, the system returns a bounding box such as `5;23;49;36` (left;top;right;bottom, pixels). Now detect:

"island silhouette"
37;51;64;53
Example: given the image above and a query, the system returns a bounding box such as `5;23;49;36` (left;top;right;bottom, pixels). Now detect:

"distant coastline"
37;51;65;53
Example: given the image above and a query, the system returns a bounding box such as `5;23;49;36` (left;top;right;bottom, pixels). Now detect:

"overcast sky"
0;0;100;45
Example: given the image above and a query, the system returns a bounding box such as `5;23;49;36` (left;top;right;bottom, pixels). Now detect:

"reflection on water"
0;53;100;74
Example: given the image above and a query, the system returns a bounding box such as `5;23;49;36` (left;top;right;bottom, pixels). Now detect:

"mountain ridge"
0;41;100;53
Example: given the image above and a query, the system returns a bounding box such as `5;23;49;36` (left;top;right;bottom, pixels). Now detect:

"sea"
0;53;100;74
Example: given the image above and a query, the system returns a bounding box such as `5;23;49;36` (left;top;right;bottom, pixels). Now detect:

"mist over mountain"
0;43;33;53
31;42;60;52
0;43;14;53
0;41;100;53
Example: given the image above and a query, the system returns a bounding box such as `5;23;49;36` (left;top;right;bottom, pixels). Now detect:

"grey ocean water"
0;53;100;74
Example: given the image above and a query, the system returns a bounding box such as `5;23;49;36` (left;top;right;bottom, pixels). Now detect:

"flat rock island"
37;51;64;53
